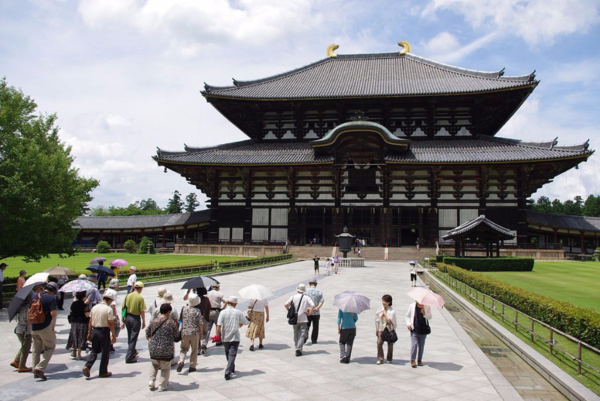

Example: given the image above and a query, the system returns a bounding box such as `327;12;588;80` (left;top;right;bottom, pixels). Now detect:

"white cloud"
553;58;600;85
421;31;496;63
422;0;600;46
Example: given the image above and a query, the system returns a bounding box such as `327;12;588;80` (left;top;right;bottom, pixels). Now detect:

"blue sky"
1;0;599;209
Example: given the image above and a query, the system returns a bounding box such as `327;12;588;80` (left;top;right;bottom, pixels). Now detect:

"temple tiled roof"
75;210;210;230
154;137;591;166
203;52;537;100
527;211;600;232
443;215;514;240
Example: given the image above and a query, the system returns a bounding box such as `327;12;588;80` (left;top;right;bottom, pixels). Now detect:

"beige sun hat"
162;292;174;303
188;294;201;307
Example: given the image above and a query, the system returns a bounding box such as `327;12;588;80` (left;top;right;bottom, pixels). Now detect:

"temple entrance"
401;227;420;247
306;227;323;245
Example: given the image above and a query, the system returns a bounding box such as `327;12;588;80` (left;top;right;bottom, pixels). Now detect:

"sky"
1;0;599;210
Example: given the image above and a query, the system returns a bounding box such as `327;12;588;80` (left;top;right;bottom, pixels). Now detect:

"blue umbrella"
87;264;115;276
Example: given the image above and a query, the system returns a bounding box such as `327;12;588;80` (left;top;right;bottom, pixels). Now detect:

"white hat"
297;284;306;293
109;278;119;288
130;266;136;271
157;287;166;297
227;296;239;304
78;274;87;280
188;294;201;307
103;291;115;301
162;292;174;303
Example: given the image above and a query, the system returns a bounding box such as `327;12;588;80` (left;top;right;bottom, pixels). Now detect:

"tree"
0;78;98;262
583;195;600;217
550;199;564;214
532;196;552;213
138;236;155;254
185;193;200;213
165;190;184;214
139;198;160;211
123;239;137;253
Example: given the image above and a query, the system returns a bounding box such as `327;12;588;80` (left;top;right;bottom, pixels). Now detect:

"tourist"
67;291;90;360
178;294;203;373
105;279;120;352
416;241;420;251
357;248;361;257
31;282;59;381
152;292;178;322
56;274;67;310
410;261;417;287
148;287;166;317
313;255;320;275
216;296;248;380
146;303;179;392
245;297;269;351
194;287;211;354
405;300;432;368
375;294;397;365
284;284;315;356
304;278;324;345
126;266;137;293
333;256;340;274
86;282;102;309
0;262;6;308
16;269;26;291
11;289;37;372
123;281;146;363
83;292;117;378
338;309;358;363
205;283;225;348
97;260;108;291
325;258;331;276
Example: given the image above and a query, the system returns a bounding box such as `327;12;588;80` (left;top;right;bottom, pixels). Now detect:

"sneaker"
33;369;47;381
376;359;383;365
149;381;155;389
249;345;255;352
177;362;184;373
157;386;167;392
99;372;112;378
10;361;19;369
258;344;264;349
189;367;196;372
295;350;302;357
82;366;90;378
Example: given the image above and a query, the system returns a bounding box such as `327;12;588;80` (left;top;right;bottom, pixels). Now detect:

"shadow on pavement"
426;361;463;371
259;343;291;350
169;382;200;391
232;369;265;378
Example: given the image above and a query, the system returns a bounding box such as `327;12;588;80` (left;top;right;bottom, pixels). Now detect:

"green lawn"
482;261;600;311
1;253;252;277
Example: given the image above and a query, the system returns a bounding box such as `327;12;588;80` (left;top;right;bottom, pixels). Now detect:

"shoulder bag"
287;294;304;325
147;316;169;342
246;300;258;321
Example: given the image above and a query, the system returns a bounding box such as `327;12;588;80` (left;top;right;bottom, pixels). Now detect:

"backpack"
287;294;304;325
28;293;46;324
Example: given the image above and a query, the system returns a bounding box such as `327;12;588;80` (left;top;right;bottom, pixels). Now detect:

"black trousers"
86;327;111;375
57;292;65;309
98;279;106;290
0;282;3;308
223;341;239;375
125;314;141;362
305;314;320;343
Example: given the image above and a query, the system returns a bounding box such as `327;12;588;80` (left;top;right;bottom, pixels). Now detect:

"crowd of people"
8;260;433;391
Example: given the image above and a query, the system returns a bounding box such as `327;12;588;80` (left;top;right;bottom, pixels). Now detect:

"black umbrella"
8;282;44;322
181;276;220;290
86;264;116;276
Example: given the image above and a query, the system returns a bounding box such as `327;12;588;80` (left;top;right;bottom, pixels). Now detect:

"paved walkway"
0;261;521;400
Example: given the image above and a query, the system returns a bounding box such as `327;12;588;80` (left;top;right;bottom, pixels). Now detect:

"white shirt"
217;305;248;342
127;273;137;287
248;298;268;312
206;290;225;309
285;292;315;324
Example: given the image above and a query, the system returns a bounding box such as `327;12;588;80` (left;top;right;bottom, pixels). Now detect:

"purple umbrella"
90;256;107;264
109;259;128;267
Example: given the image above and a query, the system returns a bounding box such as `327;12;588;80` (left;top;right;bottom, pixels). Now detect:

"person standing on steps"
123;281;146;363
216;296;248;380
82;292;117;378
304;278;324;345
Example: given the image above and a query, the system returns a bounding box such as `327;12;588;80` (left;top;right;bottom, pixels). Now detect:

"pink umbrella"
407;288;445;308
109;259;128;267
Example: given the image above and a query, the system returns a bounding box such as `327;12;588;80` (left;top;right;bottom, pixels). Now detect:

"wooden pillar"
162;228;166;248
119;230;123;248
99;230;103;241
553;229;558;245
580;232;585;254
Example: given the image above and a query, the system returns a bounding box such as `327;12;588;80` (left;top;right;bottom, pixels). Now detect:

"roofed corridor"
0;260;571;400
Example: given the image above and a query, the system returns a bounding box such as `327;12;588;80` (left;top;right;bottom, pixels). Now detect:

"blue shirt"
305;287;324;315
337;310;358;329
32;292;57;331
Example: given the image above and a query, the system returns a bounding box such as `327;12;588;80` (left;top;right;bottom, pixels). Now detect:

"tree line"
89;191;200;216
530;195;600;217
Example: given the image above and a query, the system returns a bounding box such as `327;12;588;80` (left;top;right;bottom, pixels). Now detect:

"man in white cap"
105;279;120;352
216;296;248;380
83;292;117;378
126;266;137;293
284;284;315;357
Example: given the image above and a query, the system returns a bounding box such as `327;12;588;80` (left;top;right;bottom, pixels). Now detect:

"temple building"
152;43;593;249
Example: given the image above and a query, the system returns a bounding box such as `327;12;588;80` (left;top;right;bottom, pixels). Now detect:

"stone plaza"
0;260;521;400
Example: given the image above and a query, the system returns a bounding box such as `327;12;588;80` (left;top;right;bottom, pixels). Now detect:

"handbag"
380;325;398;343
121;294;129;318
246;300;258;321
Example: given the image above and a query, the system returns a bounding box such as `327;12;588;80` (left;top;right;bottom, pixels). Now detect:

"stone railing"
338;258;364;267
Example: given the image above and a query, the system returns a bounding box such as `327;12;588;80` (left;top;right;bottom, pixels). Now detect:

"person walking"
284;284;315;357
357;248;361;257
205;283;225;348
338;309;358;363
304;278;324;345
216;296;248;380
123;281;146;363
410;262;417;287
333;256;340;274
325;258;331;276
16;269;27;291
11;291;36;372
146;303;179;392
178;294;203;373
375;294;397;365
312;255;320;275
97;260;107;291
83;292;117;378
405;301;432;368
126;266;137;293
67;291;90;360
0;262;6;308
245;298;269;351
105;279;120;352
148;287;166;317
152;291;179;366
31;282;59;381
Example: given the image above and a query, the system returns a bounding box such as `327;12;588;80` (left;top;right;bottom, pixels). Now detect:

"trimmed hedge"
440;263;600;348
436;255;445;263
442;256;534;271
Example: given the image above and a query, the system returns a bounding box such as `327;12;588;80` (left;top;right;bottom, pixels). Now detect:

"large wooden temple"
154;43;593;248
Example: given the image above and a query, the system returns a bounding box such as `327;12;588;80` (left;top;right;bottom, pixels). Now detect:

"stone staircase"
288;245;433;261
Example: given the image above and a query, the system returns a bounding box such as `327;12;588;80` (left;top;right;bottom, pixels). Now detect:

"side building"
152;45;592;248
